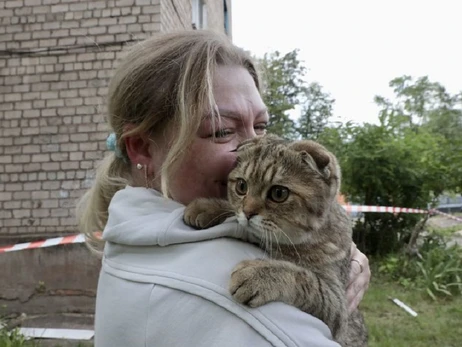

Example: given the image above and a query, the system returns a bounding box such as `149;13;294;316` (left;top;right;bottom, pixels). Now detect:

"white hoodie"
95;186;340;347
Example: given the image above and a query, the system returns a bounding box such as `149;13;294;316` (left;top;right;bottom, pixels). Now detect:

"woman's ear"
124;134;153;167
122;125;150;167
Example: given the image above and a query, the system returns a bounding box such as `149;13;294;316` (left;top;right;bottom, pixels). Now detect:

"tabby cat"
183;134;368;346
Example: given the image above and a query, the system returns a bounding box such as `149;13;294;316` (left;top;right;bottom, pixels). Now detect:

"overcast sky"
231;0;462;125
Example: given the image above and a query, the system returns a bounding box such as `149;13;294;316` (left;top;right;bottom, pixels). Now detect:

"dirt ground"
427;214;462;229
426;214;462;246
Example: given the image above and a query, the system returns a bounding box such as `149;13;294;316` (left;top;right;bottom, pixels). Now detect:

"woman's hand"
346;242;371;313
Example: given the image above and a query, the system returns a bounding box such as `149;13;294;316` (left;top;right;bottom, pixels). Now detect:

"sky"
231;0;462;125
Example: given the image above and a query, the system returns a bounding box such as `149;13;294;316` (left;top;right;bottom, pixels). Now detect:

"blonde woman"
78;30;370;347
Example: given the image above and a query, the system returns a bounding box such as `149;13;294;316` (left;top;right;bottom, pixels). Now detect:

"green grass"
361;275;462;347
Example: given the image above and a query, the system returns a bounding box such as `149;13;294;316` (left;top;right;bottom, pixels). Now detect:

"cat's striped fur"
184;134;368;346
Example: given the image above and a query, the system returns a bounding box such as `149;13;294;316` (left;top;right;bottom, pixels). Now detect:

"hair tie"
106;133;125;160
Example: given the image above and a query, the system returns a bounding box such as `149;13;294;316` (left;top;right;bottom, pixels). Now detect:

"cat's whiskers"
261;223;276;259
268;226;274;259
248;217;265;251
274;224;302;264
262;227;268;256
260;220;282;255
271;227;283;258
262;222;272;259
251;218;274;259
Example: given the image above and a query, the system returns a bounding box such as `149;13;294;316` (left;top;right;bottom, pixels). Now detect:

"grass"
361;275;462;347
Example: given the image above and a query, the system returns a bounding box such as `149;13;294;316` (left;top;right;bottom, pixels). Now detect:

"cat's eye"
268;185;289;203
235;178;248;195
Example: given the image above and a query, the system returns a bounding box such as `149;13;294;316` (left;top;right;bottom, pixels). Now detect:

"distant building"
0;0;232;242
436;194;462;213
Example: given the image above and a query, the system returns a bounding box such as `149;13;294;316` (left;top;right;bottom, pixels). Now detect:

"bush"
378;234;462;300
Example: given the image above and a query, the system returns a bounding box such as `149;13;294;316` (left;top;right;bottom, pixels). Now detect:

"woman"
78;30;370;346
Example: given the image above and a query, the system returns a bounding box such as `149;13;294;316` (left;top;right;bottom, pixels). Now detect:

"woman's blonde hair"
76;30;260;254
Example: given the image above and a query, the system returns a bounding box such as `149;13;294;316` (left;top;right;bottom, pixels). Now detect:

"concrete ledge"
0;243;100;316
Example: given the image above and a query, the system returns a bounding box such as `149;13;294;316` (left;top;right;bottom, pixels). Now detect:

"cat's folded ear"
289;141;335;179
236;136;262;152
237;134;285;152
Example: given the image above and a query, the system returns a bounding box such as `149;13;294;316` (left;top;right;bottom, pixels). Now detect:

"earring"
144;166;149;189
136;163;143;170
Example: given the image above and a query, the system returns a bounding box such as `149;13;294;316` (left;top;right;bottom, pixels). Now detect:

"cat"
183;134;368;346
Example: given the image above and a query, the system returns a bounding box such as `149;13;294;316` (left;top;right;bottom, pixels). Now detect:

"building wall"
0;0;230;242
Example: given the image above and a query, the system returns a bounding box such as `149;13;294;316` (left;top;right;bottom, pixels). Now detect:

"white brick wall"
0;0;230;240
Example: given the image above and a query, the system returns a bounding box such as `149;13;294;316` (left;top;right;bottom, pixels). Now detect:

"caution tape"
429;209;462;222
0;234;86;254
342;205;462;222
0;206;460;253
343;205;428;214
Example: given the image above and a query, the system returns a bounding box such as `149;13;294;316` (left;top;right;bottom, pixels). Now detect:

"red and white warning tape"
342;205;462;222
0;206;460;254
342;205;428;214
0;234;86;254
429;209;462;222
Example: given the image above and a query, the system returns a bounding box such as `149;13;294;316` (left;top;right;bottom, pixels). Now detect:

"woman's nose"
239;127;257;141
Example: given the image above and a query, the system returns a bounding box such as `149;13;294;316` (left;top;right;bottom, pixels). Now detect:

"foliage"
0;326;28;347
331;76;462;255
297;82;335;140
258;50;305;138
375;76;462;193
257;50;334;140
339;116;446;254
378;235;462;300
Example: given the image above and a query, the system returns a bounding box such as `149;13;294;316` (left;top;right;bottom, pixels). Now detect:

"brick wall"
0;0;230;242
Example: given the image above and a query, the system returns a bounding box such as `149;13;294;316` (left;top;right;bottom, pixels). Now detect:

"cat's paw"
183;198;228;229
229;259;280;308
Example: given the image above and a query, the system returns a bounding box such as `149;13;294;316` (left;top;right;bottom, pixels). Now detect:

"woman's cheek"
221;152;238;176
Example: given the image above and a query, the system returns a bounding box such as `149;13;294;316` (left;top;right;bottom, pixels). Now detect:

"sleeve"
146;284;341;347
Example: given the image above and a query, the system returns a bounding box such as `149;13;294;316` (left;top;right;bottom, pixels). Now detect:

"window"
192;0;207;29
223;0;229;35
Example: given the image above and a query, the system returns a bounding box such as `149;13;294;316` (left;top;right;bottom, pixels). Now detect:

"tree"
375;76;462;193
297;82;335;140
257;50;306;138
338;118;447;255
257;50;336;140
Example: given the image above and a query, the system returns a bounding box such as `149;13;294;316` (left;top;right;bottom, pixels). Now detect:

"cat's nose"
244;211;257;220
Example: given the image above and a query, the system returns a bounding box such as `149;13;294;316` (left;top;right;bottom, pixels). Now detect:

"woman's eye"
254;123;268;134
213;129;233;138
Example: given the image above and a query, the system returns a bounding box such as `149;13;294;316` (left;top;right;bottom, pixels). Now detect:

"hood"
103;186;245;246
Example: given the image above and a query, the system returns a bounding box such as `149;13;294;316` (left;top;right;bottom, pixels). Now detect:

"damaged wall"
0;245;100;316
